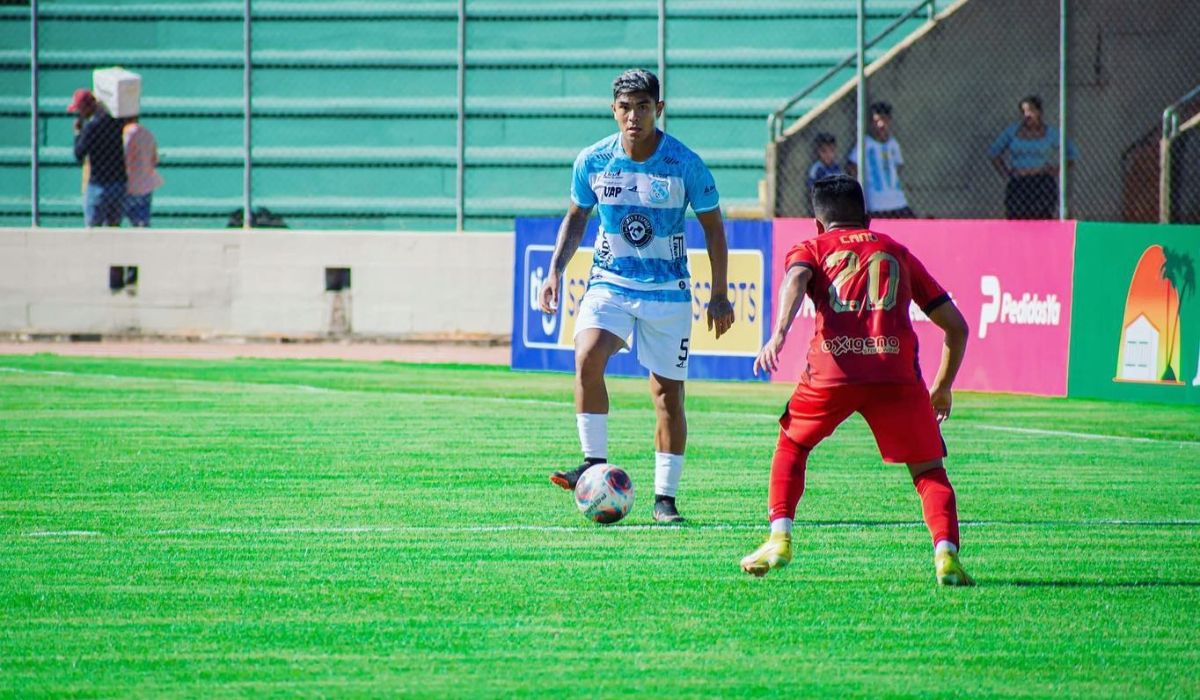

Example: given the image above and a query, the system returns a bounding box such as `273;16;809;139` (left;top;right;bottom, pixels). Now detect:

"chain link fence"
769;0;1200;223
5;0;1199;229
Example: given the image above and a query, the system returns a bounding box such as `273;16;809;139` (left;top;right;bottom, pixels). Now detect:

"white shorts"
574;285;692;381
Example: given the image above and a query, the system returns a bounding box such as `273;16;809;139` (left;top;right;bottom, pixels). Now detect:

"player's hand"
753;332;786;376
707;295;735;339
538;273;560;315
930;385;953;423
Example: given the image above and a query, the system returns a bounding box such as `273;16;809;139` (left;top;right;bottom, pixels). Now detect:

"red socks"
768;431;809;522
912;467;960;549
767;433;960;550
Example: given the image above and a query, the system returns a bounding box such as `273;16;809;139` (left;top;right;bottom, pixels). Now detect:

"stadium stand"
1;0;936;230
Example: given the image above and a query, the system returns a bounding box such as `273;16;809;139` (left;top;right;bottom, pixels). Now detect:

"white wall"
0;228;515;339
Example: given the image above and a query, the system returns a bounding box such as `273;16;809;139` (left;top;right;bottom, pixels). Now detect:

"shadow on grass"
988;580;1200;589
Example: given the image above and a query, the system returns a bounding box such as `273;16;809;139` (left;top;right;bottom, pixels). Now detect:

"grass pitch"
1;354;1198;698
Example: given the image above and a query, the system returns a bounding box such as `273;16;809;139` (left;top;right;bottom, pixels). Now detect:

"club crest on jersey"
649;176;671;204
620;213;654;248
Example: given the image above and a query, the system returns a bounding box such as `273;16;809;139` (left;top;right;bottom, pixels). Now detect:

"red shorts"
779;382;946;464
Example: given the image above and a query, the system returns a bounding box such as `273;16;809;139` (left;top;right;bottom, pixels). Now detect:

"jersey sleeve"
892;140;904;166
570;150;597;209
906;249;949;313
686;156;720;214
784;242;817;271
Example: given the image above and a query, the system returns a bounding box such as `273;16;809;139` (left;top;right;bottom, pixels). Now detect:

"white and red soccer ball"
574;463;635;524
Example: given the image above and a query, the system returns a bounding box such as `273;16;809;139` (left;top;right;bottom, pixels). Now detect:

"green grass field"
2;354;1198;698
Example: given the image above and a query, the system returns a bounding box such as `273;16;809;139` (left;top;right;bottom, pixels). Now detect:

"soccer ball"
574;464;635;524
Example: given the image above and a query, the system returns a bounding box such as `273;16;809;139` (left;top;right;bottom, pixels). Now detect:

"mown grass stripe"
20;518;1200;539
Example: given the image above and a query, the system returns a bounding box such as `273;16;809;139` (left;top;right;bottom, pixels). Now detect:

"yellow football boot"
935;549;976;587
740;533;793;577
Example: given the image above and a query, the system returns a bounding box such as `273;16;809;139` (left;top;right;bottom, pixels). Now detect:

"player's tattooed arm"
539;203;592;314
926;301;969;422
753;264;812;376
697;208;735;339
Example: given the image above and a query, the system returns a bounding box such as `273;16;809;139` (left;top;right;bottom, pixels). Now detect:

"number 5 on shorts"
676;338;689;367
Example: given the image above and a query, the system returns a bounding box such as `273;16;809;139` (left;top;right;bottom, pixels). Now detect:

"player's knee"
575;350;607;383
907;459;945;480
650;383;685;417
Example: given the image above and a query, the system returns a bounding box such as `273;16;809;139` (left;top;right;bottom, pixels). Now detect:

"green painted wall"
1069;221;1200;404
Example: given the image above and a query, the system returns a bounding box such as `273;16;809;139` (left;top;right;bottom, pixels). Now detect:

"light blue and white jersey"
571;130;719;302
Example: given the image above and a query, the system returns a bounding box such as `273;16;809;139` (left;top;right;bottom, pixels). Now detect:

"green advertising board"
1069;222;1200;404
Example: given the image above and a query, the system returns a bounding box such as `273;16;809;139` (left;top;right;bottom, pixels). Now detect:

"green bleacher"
0;0;935;230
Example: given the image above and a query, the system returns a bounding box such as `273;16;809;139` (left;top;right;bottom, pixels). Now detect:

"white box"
93;67;142;118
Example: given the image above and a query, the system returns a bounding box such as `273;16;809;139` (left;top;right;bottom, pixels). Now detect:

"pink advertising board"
771;219;1076;396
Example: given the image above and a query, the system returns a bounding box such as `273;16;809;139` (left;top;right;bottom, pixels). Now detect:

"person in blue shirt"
805;132;843;202
988;95;1079;219
538;68;735;523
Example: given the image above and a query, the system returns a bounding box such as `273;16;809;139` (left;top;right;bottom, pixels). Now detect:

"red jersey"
785;228;949;387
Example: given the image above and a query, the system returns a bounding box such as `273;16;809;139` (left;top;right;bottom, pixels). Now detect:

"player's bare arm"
926;301;969;423
539;203;592;314
697;208;734;339
753;264;812;376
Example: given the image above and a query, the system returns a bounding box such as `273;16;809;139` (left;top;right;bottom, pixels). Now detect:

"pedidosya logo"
977;275;1063;339
620;213;654;248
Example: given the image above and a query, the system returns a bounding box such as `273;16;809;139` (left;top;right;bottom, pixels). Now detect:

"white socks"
576;413;608;461
935;539;958;555
578;416;685;497
770;517;793;535
654;452;684;497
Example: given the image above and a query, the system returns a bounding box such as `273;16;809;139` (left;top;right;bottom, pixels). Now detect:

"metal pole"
855;0;866;189
30;0;39;226
657;0;666;131
455;0;465;232
1058;0;1068;220
1160;130;1173;224
242;0;252;229
1160;108;1179;224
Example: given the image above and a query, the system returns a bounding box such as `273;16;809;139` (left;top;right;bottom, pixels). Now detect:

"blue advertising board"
511;217;773;381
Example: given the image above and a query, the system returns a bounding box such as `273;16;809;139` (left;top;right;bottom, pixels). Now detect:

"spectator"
988;95;1079;219
68;88;126;227
845;101;915;218
806;132;843;195
121;117;163;227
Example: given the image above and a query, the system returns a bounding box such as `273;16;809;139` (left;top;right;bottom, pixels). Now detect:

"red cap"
66;88;96;113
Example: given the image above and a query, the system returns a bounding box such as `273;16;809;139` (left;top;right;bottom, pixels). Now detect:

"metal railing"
766;0;937;143
1159;84;1200;223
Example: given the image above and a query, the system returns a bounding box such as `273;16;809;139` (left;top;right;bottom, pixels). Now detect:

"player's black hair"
869;101;893;117
612;69;661;101
1020;95;1043;112
813;132;837;146
811;174;867;226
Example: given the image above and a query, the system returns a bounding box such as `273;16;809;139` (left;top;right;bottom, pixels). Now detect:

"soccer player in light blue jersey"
538;68;735;523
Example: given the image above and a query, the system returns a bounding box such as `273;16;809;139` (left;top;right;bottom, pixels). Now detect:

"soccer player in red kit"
740;175;974;586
